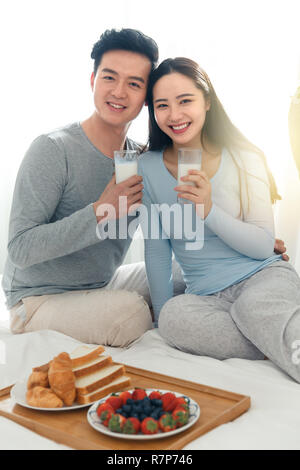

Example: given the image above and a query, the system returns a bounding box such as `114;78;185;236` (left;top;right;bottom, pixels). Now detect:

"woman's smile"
168;122;191;134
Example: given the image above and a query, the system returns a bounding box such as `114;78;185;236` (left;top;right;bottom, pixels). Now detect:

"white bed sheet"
1;290;300;450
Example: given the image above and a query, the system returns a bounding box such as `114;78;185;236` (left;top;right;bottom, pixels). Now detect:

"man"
2;29;161;347
2;28;287;347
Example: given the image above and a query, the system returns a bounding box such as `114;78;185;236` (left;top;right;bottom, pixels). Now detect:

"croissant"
27;370;49;390
48;352;76;406
26;386;63;408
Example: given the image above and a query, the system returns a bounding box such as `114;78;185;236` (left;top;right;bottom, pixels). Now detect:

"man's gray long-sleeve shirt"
2;122;138;309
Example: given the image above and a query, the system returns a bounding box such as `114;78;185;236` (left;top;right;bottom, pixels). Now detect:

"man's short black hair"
91;28;159;75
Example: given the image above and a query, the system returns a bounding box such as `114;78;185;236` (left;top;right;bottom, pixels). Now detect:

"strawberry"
173;396;190;411
174;404;190;414
105;393;123;411
97;402;113;418
119;390;132;405
158;413;177;432
96;403;115;426
108;413;126;433
161;392;177;412
172;407;190;427
132;388;147;401
149;390;162;400
122;417;140;435
140;417;159;434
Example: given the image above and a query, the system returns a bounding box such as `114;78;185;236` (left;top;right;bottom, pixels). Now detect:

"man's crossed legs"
10;260;186;347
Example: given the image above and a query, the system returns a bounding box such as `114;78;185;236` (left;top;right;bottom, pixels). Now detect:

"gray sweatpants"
159;260;300;383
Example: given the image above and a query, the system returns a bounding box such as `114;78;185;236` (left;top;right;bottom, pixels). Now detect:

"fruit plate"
87;388;200;440
10;381;96;411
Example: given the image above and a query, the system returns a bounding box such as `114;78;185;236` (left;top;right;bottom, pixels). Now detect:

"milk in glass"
178;162;201;186
114;150;139;183
177;149;202;186
115;160;138;183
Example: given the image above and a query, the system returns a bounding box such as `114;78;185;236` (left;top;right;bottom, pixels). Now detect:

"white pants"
10;260;185;347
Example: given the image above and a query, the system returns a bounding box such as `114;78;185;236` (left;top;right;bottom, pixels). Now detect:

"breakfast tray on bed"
0;364;250;450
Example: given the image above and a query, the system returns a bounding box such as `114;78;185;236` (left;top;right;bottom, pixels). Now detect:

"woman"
138;57;300;383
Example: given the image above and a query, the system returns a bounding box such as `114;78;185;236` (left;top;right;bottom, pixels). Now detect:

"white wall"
1;0;300;272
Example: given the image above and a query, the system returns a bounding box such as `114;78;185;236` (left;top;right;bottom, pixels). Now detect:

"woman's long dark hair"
146;57;280;206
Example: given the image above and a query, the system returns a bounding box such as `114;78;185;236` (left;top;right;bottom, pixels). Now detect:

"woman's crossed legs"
159;261;300;382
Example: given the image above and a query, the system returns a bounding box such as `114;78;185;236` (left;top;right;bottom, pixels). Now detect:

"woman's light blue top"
138;148;281;323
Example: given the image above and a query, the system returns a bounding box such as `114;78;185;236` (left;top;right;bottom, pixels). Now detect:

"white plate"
10;381;95;411
87;388;200;440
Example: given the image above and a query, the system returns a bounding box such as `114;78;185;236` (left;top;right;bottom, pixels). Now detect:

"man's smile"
106;101;127;112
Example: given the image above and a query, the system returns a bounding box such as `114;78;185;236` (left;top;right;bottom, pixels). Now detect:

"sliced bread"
75;364;125;395
76;375;131;405
70;345;105;368
72;355;112;378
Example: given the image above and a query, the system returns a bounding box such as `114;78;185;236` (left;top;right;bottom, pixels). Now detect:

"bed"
1;281;300;450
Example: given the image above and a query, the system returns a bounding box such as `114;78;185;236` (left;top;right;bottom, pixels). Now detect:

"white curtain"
1;0;300;272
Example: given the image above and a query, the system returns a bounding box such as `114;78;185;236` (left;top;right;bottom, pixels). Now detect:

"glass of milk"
178;148;202;193
114;150;139;183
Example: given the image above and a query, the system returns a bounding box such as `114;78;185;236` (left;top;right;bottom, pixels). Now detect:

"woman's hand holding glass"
174;169;212;219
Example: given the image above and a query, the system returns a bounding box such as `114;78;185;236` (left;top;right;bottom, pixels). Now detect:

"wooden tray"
0;364;250;450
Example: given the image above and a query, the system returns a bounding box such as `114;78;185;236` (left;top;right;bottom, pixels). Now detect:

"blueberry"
131;413;139;419
127;399;134;405
140;413;147;421
116;408;123;414
123;405;131;413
